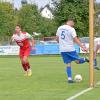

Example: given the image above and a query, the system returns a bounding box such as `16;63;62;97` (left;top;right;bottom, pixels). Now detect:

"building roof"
40;4;53;13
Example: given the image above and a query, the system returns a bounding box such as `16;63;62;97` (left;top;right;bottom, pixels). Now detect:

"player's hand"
81;44;88;52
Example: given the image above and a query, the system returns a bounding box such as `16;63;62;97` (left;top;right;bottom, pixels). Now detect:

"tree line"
0;2;57;38
0;0;99;38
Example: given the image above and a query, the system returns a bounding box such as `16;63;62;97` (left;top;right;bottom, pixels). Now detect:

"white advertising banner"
0;46;19;55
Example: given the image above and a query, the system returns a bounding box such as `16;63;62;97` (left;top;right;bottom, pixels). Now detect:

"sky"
14;0;100;9
14;0;51;9
97;0;100;2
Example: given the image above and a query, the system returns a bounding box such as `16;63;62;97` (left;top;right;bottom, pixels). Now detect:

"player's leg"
20;55;32;76
94;45;100;70
19;49;28;75
75;57;89;64
20;56;28;76
94;51;97;67
19;48;32;76
61;52;74;83
65;51;88;82
94;44;98;66
66;63;74;83
23;48;32;76
23;56;32;76
67;51;89;64
62;51;89;83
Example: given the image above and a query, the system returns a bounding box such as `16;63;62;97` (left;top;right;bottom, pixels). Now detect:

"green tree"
94;2;100;37
18;4;57;36
53;0;89;37
18;4;41;34
39;17;57;36
0;2;16;37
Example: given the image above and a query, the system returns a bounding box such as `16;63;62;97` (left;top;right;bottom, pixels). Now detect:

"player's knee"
75;60;79;64
67;63;71;67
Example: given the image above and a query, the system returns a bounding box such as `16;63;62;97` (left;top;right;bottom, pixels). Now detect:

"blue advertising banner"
30;44;80;55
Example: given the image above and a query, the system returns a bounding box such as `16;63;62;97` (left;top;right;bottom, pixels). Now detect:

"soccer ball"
74;74;82;82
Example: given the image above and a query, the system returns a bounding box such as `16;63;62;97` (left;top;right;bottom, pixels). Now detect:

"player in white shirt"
56;19;89;83
94;37;100;70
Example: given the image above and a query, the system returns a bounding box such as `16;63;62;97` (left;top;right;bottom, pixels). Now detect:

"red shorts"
19;47;31;58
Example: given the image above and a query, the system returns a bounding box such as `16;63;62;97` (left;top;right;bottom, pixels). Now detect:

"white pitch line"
67;81;100;100
66;87;93;100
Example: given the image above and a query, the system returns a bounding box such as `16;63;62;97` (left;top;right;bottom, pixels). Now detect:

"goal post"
89;0;94;87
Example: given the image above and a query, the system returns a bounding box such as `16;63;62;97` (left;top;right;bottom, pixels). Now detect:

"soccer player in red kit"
10;25;35;76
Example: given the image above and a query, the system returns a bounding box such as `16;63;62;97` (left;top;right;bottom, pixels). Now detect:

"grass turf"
0;56;100;100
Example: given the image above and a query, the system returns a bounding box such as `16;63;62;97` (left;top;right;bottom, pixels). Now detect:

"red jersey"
12;32;32;49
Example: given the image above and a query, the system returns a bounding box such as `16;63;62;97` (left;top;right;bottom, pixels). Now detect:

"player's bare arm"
74;36;88;52
56;36;59;43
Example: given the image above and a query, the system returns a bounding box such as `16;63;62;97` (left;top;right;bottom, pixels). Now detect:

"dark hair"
67;18;75;22
16;24;22;28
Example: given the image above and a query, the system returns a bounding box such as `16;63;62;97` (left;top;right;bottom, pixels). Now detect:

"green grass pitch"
0;56;100;100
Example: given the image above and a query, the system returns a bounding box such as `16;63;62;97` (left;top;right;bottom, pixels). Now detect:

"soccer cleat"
68;80;74;83
27;70;32;76
94;67;100;70
85;58;89;63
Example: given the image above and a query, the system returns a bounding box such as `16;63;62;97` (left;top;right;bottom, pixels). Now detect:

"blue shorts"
61;51;80;64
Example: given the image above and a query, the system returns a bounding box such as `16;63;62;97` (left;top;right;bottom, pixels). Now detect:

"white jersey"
12;32;32;48
56;25;77;52
94;37;100;51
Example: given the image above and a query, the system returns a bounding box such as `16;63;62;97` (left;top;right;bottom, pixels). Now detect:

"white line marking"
67;81;100;100
67;87;93;100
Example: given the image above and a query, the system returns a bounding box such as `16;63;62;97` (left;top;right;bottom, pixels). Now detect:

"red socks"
25;62;30;69
22;62;30;71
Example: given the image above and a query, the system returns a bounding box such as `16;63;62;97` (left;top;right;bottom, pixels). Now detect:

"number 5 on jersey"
61;31;65;39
